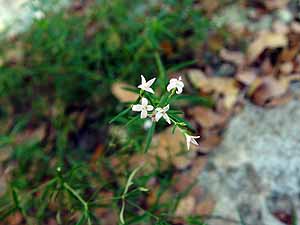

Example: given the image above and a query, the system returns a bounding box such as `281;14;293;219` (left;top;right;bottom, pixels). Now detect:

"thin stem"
63;182;89;212
126;200;159;221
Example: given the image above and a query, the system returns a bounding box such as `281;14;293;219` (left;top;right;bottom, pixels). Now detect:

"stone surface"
199;99;300;225
0;0;69;35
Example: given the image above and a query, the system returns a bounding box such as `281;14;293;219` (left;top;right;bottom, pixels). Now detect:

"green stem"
63;183;89;212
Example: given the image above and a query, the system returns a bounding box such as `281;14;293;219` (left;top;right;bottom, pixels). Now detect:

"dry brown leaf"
128;154;160;172
188;69;207;89
236;70;257;85
174;175;195;192
6;212;23;225
194;195;216;216
247;32;288;63
265;93;293;107
279;47;300;62
220;49;245;66
14;125;46;145
263;0;289;10
111;82;138;102
291;22;300;33
189;157;208;179
188;69;239;109
188;107;227;129
250;75;300;106
149;128;197;169
280;62;294;75
198;135;222;153
147;185;172;206
175;195;196;217
272;21;289;34
90;144;104;171
199;0;220;14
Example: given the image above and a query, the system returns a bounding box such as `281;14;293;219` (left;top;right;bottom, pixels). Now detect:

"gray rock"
199;99;300;225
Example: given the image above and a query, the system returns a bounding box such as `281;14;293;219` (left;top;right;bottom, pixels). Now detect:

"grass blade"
144;122;156;153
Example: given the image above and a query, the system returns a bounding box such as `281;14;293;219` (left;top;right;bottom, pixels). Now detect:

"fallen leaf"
14;125;46;144
198;135;222;153
175;195;196;217
90;144;104;171
250;75;300;106
220;49;245;66
272;21;289;34
263;0;289;10
187;69;239;109
291;21;300;33
236;70;257;85
280;62;294;74
111;82;138;102
150;128;197;169
247;32;288;63
194;195;216;216
188;107;228;129
6;212;23;225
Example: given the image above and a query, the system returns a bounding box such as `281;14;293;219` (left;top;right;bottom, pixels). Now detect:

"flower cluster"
131;75;200;150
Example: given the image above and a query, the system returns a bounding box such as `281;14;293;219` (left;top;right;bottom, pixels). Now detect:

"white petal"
155;107;162;112
176;86;183;94
170;78;177;83
138;84;145;90
145;87;155;94
146;77;156;86
167;83;176;92
192;135;200;139
141;110;148;119
190;138;199;146
163;114;171;124
186;138;191;150
155;112;163;122
141;75;146;85
163;104;169;112
141;97;148;106
147;105;154;111
132;104;142;111
177;81;184;88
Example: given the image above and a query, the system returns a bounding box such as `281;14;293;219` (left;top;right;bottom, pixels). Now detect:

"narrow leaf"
109;107;131;124
144;122;156;153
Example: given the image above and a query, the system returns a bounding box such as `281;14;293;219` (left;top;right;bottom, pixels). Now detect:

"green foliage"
0;0;211;224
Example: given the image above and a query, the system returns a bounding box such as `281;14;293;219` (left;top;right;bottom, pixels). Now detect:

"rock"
198;99;300;225
0;0;70;35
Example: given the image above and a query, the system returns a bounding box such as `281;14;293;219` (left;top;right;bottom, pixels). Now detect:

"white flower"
167;76;184;94
184;133;200;150
155;105;171;124
138;75;156;94
132;97;154;119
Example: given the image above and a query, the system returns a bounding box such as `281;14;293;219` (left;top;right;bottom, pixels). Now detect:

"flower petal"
190;138;199;146
185;135;191;150
155;107;162;112
141;97;148;106
163;114;171;124
170;78;177;83
147;105;154;111
146;77;156;86
141;110;148;119
167;83;176;92
155;112;163;122
141;75;146;85
176;86;183;94
163;104;169;111
132;104;142;111
145;87;155;94
177;81;184;88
